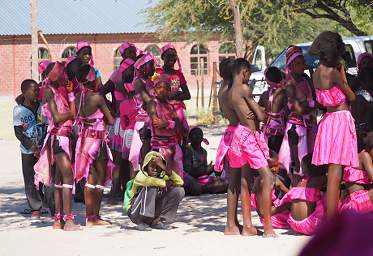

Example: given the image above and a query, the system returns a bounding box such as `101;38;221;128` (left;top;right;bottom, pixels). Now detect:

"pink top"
150;99;178;149
316;85;346;107
343;166;371;185
75;90;105;131
133;77;155;122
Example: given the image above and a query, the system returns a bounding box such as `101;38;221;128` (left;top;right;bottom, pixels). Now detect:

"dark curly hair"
219;58;234;82
308;31;345;67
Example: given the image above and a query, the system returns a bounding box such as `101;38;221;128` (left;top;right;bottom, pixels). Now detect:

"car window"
342;44;357;68
364;40;373;54
270;46;318;70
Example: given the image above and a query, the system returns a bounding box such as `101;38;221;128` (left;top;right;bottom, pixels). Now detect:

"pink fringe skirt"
110;117;134;159
214;125;236;172
312;111;358;167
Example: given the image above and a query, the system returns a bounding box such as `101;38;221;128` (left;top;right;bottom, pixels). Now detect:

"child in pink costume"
260;66;287;153
129;53;156;172
155;43;191;145
279;46;315;177
273;154;327;235
309;31;358;218
34;62;80;231
251;152;290;229
147;75;185;177
341;133;373;213
73;64;115;225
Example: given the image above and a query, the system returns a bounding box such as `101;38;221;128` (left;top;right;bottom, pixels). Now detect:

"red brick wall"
0;33;228;96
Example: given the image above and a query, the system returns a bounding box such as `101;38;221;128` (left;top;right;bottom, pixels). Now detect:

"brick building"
0;0;236;97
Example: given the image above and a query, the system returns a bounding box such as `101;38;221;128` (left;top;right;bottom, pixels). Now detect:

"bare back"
230;81;259;130
218;83;239;126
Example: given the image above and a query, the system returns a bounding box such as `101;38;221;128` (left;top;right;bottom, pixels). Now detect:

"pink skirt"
110;117;134;159
278;122;308;176
287;199;325;235
312;111;358;167
341;190;373;213
74;135;114;186
159;144;184;178
279;187;321;205
214;125;236;172
128;121;145;172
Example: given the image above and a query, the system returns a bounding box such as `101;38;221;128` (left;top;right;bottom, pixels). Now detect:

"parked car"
250;35;373;97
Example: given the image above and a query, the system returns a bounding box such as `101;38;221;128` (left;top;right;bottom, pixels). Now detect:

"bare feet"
263;228;278;238
63;220;82;231
52;221;63;230
92;217;111;226
241;226;258;236
224;225;240;235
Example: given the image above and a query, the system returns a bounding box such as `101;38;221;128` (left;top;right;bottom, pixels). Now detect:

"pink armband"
68;92;75;102
167;120;175;129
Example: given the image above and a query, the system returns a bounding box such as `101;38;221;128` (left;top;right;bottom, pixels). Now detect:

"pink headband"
286;46;304;67
76;41;91;53
119;42;136;55
160;43;183;71
134;53;154;70
264;67;284;89
38;60;50;74
119;58;135;73
48;62;65;82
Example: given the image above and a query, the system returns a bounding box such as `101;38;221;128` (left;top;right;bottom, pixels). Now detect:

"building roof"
0;0;157;36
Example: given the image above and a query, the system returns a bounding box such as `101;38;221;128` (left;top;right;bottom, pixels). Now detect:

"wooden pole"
201;58;205;108
196;76;199;110
229;0;244;58
31;0;39;80
211;62;218;113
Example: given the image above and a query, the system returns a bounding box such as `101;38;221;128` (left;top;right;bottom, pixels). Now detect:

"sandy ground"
0;126;310;256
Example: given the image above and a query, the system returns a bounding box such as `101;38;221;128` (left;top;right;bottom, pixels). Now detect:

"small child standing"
147;75;186;177
13;79;47;218
183;127;227;195
124;151;184;231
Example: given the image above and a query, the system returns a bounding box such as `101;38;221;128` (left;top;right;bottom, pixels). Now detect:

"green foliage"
145;0;371;55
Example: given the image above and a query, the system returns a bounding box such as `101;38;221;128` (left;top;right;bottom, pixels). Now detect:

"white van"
250;35;373;97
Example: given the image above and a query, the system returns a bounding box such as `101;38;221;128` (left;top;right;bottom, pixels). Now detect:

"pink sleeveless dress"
128;77;155;172
312;86;358;167
279;75;314;176
279;185;325;235
74;91;114;185
111;83;137;159
341;164;373;213
34;85;73;186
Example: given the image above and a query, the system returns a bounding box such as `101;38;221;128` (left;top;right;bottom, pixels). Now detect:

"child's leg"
53;167;63;229
55;152;80;231
258;166;277;237
224;168;241;235
84;170;97;226
241;166;257;236
110;151;122;202
120;159;132;193
92;151;110;225
326;164;342;218
156;186;185;224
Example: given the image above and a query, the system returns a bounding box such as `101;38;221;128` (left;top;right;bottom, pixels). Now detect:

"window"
364;40;373;54
190;44;208;75
61;46;76;58
219;42;236;62
113;47;121;70
38;47;49;60
343;44;357;68
145;44;161;66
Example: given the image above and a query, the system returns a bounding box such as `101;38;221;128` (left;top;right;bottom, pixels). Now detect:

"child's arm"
96;94;114;125
169;73;191;101
147;100;169;129
134;79;152;105
275;176;290;194
134;171;167;188
244;87;266;122
361;151;373;182
44;89;73;123
332;65;356;102
272;203;291;215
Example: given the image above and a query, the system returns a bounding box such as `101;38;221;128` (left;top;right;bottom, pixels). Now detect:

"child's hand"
153;117;168;129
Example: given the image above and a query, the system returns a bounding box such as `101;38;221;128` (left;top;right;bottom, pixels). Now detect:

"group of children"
14;41;221;231
13;30;373;235
216;30;373;237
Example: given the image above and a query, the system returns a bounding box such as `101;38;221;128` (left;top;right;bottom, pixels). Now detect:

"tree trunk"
229;0;245;58
31;0;39;81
